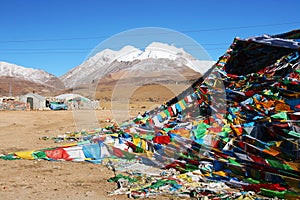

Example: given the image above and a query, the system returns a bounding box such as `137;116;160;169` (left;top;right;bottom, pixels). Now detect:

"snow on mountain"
137;42;190;60
116;42;208;72
60;46;141;85
60;42;215;88
0;61;62;86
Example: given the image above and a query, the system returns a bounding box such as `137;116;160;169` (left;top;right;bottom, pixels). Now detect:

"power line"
0;42;230;52
0;47;231;55
181;21;300;33
0;42;230;51
0;21;299;43
0;36;108;43
0;46;230;55
0;48;93;51
1;20;299;55
0;51;88;54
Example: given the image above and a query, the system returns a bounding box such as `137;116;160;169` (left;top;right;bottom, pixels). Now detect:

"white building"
20;93;46;110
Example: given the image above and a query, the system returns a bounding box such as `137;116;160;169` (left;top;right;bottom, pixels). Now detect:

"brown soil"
0;110;128;200
0;82;193;199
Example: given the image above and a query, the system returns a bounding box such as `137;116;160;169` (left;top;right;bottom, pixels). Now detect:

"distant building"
55;93;100;110
20;93;46;110
0;96;15;104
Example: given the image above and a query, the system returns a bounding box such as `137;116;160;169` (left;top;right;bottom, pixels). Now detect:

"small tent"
55;93;90;102
55;93;99;109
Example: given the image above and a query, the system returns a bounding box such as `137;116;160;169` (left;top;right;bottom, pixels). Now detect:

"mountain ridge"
60;42;214;88
0;42;215;96
0;61;64;96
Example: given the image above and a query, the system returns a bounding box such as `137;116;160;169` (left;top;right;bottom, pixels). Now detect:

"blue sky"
0;0;300;76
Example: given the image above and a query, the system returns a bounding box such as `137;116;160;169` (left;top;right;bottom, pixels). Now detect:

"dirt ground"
0;110;136;200
0;83;192;200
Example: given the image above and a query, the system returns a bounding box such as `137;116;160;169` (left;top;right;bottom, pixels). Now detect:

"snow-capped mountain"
0;61;64;95
0;61;61;85
60;42;215;88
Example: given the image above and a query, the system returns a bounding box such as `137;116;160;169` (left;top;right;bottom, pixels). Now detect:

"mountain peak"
146;42;185;53
0;61;54;84
60;42;215;88
0;61;64;95
91;42;196;63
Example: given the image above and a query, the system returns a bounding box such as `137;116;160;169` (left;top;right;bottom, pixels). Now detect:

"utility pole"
9;82;12;97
